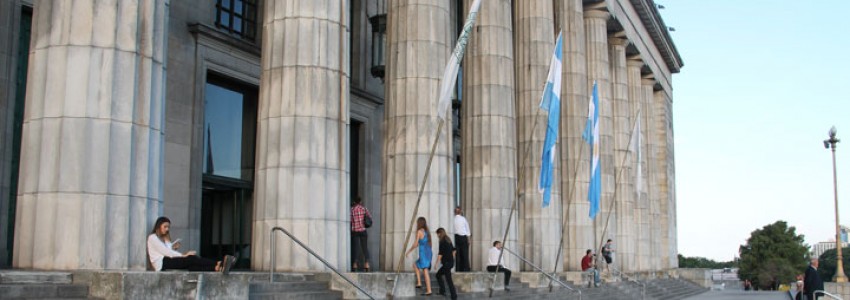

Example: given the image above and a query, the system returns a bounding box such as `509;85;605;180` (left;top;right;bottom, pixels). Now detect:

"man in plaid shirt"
351;197;372;272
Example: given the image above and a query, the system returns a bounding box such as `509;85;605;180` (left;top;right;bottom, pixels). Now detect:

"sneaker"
221;255;236;275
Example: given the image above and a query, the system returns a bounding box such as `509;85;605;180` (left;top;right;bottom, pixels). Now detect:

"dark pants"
162;255;217;271
486;265;511;287
454;234;470;272
436;263;457;299
352;231;369;269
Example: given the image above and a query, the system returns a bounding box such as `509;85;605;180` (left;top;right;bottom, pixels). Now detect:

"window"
202;74;257;180
215;0;257;41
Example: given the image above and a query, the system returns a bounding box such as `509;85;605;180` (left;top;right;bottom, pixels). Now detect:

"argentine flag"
538;32;563;208
583;82;601;218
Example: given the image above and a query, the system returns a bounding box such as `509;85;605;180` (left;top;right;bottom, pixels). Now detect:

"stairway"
399;274;709;300
248;273;342;300
643;278;707;300
0;271;93;300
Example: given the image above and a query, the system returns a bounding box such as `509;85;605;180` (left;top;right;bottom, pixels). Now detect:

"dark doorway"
4;6;32;267
201;73;257;269
201;178;252;269
350;120;362;203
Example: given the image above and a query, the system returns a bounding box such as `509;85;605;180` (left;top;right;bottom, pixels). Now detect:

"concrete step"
0;283;90;299
250;281;332;293
249;279;341;300
249;290;343;300
0;271;73;284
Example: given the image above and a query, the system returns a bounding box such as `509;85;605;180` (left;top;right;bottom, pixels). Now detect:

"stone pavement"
684;290;788;300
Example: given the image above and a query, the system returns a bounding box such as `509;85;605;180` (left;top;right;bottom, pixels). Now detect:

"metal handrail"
270;226;375;300
814;290;844;300
502;247;581;300
609;266;645;300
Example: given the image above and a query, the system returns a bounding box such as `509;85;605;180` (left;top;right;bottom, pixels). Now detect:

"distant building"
812;241;850;258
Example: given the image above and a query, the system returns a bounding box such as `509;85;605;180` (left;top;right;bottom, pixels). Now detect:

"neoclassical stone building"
0;0;681;274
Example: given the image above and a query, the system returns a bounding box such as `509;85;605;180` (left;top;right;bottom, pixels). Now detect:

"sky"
662;1;850;262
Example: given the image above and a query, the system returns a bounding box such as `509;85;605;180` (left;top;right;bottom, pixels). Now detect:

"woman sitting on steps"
147;216;235;273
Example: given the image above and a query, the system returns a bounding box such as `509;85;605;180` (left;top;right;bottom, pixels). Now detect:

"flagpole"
489;103;546;298
548;138;587;291
550;81;599;291
388;1;482;297
388;118;445;298
491;31;564;297
593;109;642;274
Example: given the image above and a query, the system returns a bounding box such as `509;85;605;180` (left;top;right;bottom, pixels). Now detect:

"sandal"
221;255;236;275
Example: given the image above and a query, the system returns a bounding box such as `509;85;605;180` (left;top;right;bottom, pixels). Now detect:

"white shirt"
147;234;183;271
454;215;470;236
488;247;502;266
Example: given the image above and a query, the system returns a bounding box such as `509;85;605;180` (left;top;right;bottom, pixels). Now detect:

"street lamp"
825;126;846;282
369;13;386;80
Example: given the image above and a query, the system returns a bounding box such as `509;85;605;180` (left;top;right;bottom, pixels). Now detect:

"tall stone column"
627;58;648;271
513;0;560;271
14;0;168;270
609;36;634;272
655;90;673;269
559;0;591;271
253;0;350;271
583;7;614;251
663;91;678;268
462;0;517;271
642;77;661;271
380;0;453;271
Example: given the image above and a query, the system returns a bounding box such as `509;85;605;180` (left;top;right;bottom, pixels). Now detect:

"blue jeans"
586;268;600;287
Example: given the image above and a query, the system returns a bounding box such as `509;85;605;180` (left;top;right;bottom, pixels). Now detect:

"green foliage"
677;254;737;269
816;248;850;282
738;221;809;290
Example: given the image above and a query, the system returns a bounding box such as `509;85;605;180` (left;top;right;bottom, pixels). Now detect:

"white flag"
436;0;482;120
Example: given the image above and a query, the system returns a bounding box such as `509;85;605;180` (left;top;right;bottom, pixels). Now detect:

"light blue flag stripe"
539;32;563;208
583;82;601;218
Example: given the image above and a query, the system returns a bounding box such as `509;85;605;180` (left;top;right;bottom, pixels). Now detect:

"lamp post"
825;126;847;282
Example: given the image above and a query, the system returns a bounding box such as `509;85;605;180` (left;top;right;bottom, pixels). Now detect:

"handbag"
364;214;373;228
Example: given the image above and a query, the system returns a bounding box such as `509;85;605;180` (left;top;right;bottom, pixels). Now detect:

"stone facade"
0;0;682;274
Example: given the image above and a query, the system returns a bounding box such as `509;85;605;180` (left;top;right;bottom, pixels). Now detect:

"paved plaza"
685;290;789;300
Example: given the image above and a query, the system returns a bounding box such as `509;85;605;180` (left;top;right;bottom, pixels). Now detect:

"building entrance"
200;73;258;269
201;177;252;269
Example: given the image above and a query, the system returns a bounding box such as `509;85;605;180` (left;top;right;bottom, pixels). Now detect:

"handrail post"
269;227;376;300
502;247;581;299
270;228;275;283
814;290;844;300
611;266;645;300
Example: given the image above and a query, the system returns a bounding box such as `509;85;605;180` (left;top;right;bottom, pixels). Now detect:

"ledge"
188;23;261;57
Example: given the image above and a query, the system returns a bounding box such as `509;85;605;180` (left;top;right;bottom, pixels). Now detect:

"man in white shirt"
486;241;511;291
453;207;471;272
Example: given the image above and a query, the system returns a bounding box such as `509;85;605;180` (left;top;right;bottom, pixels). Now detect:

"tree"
816;248;850;282
678;254;737;269
738;221;809;290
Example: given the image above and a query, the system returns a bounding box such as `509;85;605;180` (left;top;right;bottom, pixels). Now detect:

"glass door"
200;73;257;269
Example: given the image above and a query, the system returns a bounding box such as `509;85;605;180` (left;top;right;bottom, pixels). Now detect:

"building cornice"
629;0;683;73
